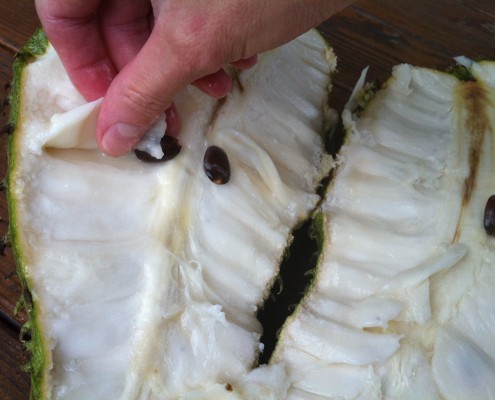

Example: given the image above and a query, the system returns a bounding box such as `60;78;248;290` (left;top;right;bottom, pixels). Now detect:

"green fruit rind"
8;29;48;128
7;28;50;400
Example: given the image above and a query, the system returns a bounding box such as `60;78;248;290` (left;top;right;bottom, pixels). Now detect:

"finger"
165;104;181;138
231;55;258;70
35;0;116;101
98;0;152;71
192;69;232;98
96;23;200;156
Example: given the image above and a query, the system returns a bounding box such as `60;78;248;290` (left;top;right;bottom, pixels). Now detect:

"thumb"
96;28;193;156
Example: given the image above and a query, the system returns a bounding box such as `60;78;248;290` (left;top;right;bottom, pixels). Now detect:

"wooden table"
0;1;494;398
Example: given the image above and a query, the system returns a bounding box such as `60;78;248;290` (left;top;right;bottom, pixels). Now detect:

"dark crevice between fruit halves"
256;96;346;364
257;219;319;364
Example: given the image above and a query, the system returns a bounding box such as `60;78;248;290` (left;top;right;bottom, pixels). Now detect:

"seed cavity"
484;194;495;236
134;135;182;163
203;145;230;184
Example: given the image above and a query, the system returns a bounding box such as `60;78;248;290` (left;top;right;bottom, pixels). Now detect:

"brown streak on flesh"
207;97;227;129
233;69;245;94
206;67;241;131
454;81;491;242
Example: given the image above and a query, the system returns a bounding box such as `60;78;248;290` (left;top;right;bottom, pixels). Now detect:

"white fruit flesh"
271;63;495;399
9;31;335;399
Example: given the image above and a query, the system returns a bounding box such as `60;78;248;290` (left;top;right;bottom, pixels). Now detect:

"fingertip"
231;55;258;70
165;104;181;138
99;122;143;157
193;69;232;98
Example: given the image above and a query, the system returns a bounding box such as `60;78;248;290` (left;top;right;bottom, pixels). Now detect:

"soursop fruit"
7;29;336;399
10;24;495;400
270;62;495;399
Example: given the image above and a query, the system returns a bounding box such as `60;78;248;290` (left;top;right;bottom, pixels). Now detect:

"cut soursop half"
7;29;336;399
271;62;495;399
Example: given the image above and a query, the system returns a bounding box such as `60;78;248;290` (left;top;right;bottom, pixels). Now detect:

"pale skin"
35;0;354;156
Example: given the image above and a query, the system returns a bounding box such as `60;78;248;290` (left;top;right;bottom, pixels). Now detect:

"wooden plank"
352;0;495;61
0;0;39;52
0;255;25;326
0;319;30;400
0;45;25;325
320;0;495;112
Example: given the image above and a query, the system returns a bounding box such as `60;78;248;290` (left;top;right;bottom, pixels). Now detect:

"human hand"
35;0;353;156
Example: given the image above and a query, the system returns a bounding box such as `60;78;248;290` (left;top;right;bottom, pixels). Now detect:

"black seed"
484;194;495;236
203;145;230;185
159;135;182;160
134;148;158;162
225;383;233;392
134;135;182;163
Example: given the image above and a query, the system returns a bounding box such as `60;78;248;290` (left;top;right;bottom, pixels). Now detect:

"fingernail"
101;122;142;156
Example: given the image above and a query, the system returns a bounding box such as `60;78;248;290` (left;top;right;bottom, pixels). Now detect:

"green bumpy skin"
8;28;49;400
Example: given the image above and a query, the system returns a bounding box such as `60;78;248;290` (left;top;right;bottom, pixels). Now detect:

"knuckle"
165;14;230;74
121;85;168;121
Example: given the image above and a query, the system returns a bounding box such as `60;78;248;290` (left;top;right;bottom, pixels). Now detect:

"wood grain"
320;0;495;112
0;2;38;398
0;45;25;328
0;0;39;52
0;318;30;400
0;0;495;398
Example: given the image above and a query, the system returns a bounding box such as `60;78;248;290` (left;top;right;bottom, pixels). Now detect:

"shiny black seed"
134;135;182;163
134;149;158;162
203;145;230;185
484;194;495;236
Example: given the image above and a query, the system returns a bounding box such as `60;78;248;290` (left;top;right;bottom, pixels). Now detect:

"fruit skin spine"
7;28;50;400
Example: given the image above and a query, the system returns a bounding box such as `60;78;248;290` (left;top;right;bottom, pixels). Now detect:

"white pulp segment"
11;30;335;399
45;97;168;160
45;98;102;150
272;63;495;399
